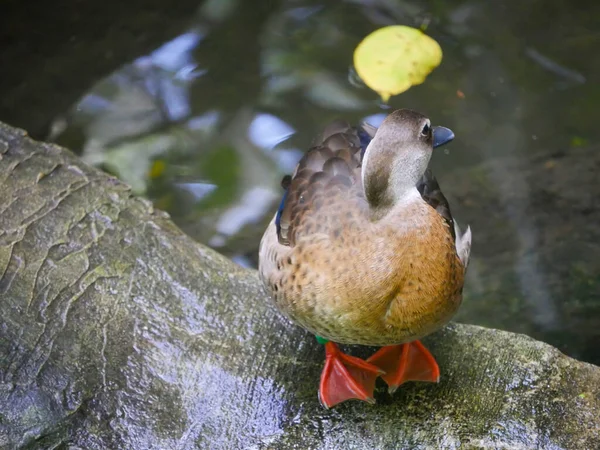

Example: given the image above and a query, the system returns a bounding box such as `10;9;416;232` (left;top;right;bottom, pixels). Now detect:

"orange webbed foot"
366;340;440;393
319;342;383;408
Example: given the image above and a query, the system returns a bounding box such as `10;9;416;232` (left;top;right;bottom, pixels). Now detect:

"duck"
258;109;471;408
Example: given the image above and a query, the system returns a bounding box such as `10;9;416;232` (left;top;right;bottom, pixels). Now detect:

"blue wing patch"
357;128;373;160
275;188;288;235
275;175;292;237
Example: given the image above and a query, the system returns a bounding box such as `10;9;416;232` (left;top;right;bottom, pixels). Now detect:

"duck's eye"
421;122;431;136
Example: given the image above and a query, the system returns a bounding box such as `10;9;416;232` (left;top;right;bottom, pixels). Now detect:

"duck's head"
361;109;454;210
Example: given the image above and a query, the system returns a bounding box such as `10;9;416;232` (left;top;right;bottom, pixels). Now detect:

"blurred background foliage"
4;0;599;364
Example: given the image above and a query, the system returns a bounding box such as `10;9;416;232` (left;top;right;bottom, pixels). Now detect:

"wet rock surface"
1;123;599;449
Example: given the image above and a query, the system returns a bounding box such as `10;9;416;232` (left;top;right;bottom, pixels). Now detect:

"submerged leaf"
353;25;443;102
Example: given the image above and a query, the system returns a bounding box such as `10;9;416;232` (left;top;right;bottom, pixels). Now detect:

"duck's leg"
366;340;440;393
318;338;383;408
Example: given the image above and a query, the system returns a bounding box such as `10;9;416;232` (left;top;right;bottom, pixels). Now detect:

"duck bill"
432;126;455;148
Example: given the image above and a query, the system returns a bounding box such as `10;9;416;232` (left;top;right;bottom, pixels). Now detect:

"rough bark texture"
0;122;599;449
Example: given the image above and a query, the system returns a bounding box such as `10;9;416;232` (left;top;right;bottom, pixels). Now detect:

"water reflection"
50;0;600;365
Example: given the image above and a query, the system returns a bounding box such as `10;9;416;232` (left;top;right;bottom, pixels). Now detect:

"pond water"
50;0;599;365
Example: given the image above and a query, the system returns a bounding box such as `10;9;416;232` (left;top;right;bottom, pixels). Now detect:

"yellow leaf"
353;25;443;102
570;136;588;147
149;159;166;179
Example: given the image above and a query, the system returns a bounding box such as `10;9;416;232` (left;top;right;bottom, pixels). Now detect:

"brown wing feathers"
276;122;362;246
417;169;456;240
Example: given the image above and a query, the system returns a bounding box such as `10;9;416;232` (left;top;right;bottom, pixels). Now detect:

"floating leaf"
353;25;443;102
149;159;166;179
570;136;588;147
